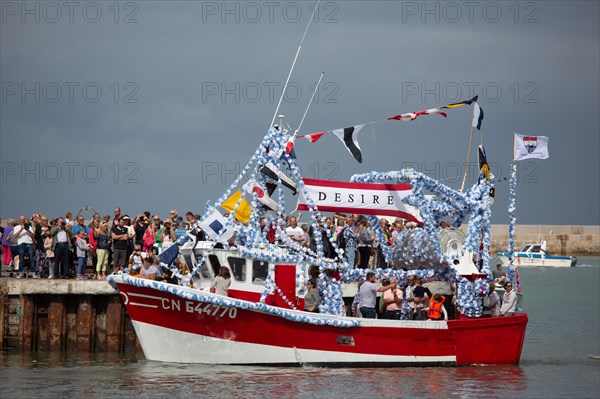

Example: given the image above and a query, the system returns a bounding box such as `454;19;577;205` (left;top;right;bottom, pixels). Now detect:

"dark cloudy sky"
1;1;599;225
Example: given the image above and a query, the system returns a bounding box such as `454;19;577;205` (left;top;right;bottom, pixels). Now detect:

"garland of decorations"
507;162;521;291
109;275;359;328
163;128;498;318
351;169;494;317
368;215;393;263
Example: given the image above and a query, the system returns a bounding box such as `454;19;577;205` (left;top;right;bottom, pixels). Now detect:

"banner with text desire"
297;178;421;223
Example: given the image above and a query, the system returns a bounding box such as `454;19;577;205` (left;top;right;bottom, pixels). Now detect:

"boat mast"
269;1;320;129
293;72;325;138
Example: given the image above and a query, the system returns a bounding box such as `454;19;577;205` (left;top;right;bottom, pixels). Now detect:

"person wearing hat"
405;221;417;229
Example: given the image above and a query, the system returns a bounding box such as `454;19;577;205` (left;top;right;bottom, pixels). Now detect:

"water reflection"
1;352;527;399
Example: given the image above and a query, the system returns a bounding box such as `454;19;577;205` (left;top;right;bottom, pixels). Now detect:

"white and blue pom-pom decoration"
120;128;498;319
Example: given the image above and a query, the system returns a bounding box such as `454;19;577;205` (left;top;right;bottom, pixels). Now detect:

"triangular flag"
388;108;449;121
221;190;251;223
472;103;484;130
478;145;491;180
441;95;479;109
285;136;295;154
415;108;447;118
387;112;417;121
332;124;365;163
298;131;326;143
159;242;180;266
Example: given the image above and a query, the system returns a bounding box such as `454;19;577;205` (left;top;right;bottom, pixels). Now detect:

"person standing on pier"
94;223;110;279
14;216;36;278
111;218;129;275
75;230;90;279
33;215;49;278
50;218;73;279
72;215;89;237
1;220;14;270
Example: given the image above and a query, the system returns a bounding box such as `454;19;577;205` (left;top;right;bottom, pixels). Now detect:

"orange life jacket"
428;296;446;320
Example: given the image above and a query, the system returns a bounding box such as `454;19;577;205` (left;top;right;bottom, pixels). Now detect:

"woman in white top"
211;267;231;296
138;256;161;280
500;281;517;316
161;220;175;249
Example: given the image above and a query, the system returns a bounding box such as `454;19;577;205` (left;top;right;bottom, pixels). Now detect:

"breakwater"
0;279;140;353
487;225;600;256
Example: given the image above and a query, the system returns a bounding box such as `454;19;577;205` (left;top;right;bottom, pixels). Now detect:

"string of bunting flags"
285;95;484;163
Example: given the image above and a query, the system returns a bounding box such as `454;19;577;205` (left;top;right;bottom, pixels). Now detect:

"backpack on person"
336;227;347;249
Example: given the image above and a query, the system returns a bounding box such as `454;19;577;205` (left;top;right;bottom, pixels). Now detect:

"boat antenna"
459;122;475;193
294;72;325;137
269;0;320;129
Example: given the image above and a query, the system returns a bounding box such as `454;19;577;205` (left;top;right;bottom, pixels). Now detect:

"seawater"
1;258;599;399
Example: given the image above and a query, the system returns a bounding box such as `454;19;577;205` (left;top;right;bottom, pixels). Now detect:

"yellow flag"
221;190;251;223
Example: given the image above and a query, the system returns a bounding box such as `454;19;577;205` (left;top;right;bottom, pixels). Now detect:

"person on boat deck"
357;218;375;269
211;267;231;296
492;264;507;286
411;279;431;320
304;279;320;313
488;283;501;317
138;256;161;280
300;223;311;248
403;275;417;320
343;217;359;268
161;267;179;285
358;272;396;319
382;278;403;320
286;216;306;246
500;281;517;316
425;294;448;321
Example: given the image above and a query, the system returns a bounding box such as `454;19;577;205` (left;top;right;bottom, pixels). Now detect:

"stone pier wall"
0;279;140;353
488;225;600;256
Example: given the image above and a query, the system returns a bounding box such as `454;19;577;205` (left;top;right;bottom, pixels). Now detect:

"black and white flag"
332;124;365;163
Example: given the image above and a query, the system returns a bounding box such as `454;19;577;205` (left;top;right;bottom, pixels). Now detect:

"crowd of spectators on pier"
0;208;197;280
0;208;516;318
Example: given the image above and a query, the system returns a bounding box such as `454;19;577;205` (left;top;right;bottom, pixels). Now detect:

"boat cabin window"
208;254;222;276
227;257;246;282
252;260;269;285
522;245;531;252
531;245;542;252
198;262;212;279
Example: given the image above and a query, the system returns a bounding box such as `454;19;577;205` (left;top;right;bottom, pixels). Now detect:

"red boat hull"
114;278;528;366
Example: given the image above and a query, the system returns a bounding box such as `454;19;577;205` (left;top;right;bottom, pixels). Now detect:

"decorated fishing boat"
108;8;529;366
108;120;529;365
498;242;576;267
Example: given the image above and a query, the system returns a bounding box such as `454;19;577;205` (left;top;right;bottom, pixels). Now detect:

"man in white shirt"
285;216;306;245
14;215;35;276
